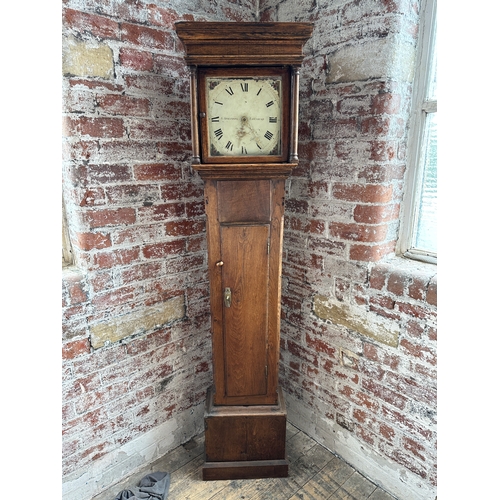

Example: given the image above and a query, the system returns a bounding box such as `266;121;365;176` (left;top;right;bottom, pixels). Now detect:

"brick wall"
61;2;257;499
62;1;437;499
261;1;437;499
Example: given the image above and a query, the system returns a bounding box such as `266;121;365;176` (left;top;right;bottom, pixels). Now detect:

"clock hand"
240;115;260;139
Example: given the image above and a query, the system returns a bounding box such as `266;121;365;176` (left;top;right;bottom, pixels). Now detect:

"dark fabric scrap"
114;471;170;500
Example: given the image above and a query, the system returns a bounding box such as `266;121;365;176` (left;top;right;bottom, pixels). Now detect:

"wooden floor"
92;423;397;500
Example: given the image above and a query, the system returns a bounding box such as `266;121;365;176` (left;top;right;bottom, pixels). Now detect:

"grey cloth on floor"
113;471;170;500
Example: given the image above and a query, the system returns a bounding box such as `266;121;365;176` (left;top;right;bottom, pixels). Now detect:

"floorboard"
91;424;398;500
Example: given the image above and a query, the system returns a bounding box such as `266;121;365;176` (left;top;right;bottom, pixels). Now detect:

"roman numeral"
266;101;274;107
240;82;248;92
225;87;234;95
214;128;223;140
211;116;220;122
256;88;262;96
241;146;247;154
269;117;277;123
215;101;223;106
256;143;262;149
225;141;233;151
264;131;274;140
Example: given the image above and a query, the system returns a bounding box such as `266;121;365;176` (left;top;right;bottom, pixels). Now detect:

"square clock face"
199;68;290;163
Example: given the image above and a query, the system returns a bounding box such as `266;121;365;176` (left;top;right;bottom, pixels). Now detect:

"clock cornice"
175;22;313;67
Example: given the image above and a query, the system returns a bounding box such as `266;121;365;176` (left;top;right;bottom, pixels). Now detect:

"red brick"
121;22;175;50
369;266;388;289
129;119;177;141
68;78;124;93
143;240;185;259
185;200;205;218
121;262;163;285
92;248;141;269
287;340;319;367
166;219;205;237
380;422;396;442
401;436;426;461
124;74;175;94
361;116;392;136
380;406;434;440
387;270;407;296
350;241;396;262
369;294;395;310
160;183;203;201
63;116;124;139
63;339;90;360
93;286;136;310
362;379;407;410
165;254;204;275
355;426;376;446
105;184;158;205
329;222;387;242
86;208;136;229
380;445;427;479
77;188;106;207
134;163;180;181
64;8;120;39
119;48;154;71
286;198;309;214
397;301;435;321
138;203;185;223
305;332;336;357
370;141;397;161
427;276;437;306
371;93;401;114
332;183;393;203
400;339;436;366
385;372;436;407
154;98;191;119
66;279;88;305
71;164;133;185
96;94;150;117
405;320;425;339
353;204;400;224
358;164;405;183
76;232;112;251
408;275;427;300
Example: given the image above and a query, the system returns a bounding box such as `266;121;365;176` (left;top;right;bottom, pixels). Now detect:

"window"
399;0;437;264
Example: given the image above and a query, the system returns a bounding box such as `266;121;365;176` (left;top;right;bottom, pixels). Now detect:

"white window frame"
398;0;437;265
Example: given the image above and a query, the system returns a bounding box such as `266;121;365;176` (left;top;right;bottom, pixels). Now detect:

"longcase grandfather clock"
175;21;313;481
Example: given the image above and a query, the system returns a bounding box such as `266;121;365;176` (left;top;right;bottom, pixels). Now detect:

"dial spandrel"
206;77;282;157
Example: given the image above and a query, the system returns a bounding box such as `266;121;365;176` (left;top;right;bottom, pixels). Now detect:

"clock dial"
206;77;282;157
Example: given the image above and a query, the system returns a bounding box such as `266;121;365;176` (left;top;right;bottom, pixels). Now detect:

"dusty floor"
92;423;397;500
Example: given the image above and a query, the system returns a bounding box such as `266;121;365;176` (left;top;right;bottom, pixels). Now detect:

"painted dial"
206;77;282;157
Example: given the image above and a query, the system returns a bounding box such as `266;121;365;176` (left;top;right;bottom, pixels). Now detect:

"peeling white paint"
62;404;204;500
284;392;436;500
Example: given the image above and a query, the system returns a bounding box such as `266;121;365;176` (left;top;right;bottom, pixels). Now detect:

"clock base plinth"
202;386;288;481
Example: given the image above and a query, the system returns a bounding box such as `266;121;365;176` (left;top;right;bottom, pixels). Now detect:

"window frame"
398;0;437;265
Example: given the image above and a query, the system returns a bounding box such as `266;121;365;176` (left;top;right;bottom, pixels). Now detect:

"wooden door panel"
221;224;269;399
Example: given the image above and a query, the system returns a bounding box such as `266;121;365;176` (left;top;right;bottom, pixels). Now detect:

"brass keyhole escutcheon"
224;287;232;308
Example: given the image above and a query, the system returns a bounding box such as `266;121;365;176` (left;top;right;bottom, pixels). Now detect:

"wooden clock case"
175;22;313;481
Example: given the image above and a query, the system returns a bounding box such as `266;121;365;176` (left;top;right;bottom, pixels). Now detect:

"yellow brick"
90;296;185;348
313;295;399;347
63;36;114;79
